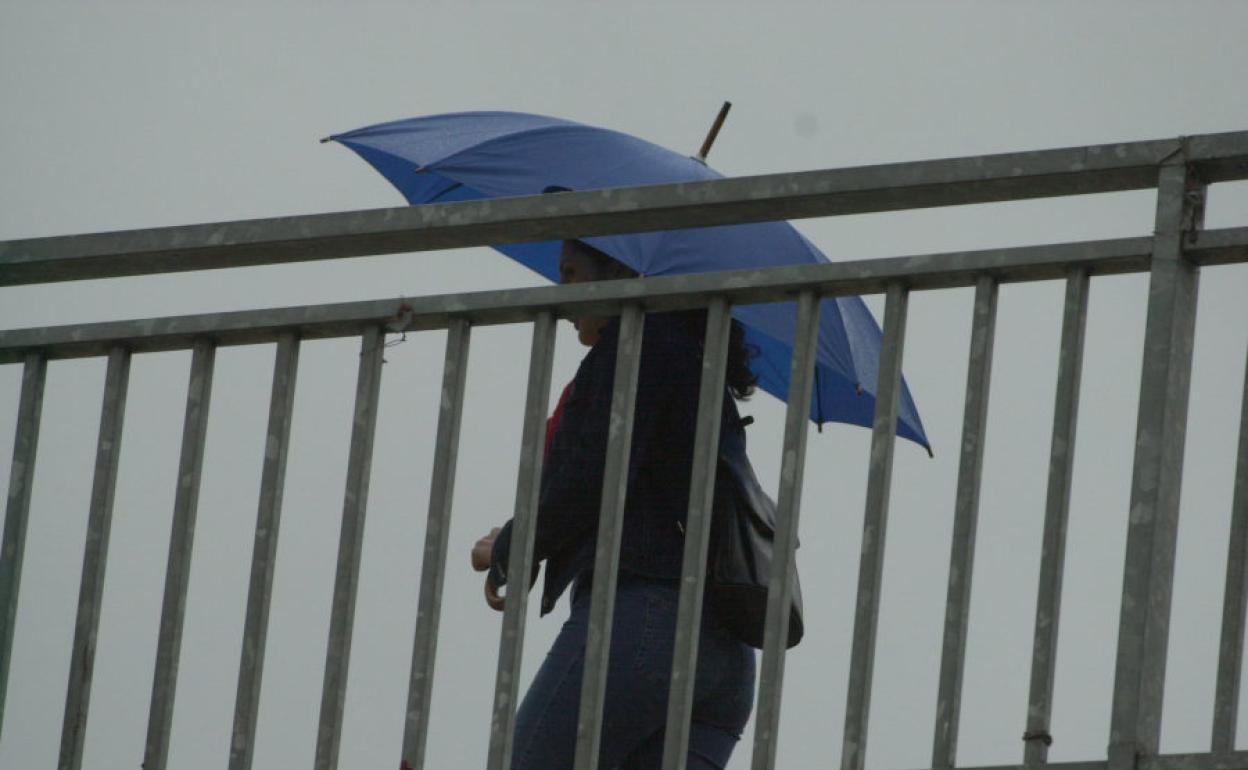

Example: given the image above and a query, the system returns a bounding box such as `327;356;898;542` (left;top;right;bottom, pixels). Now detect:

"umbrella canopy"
328;111;929;452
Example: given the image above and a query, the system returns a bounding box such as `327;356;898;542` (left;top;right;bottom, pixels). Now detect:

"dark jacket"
489;311;749;615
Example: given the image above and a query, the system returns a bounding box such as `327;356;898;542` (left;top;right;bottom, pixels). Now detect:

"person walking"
471;239;762;769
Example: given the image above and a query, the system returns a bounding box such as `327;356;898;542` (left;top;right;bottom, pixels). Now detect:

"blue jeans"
510;573;756;770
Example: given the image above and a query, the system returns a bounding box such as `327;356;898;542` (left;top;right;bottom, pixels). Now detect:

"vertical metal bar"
1025;267;1090;764
750;291;821;770
1212;340;1248;752
313;326;386;770
486;312;557;770
841;283;910;770
574;304;645;770
229;332;300;770
0;352;47;740
1108;158;1204;770
933;275;999;768
661;297;732;770
144;340;216;770
400;320;471;770
58;345;131;770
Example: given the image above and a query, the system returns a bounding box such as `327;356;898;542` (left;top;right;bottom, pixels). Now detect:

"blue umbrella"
327;111;930;452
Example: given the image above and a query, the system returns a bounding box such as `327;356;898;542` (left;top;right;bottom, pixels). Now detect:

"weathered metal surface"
751;290;821;770
661;298;731;770
401;320;471;770
486;313;556;770
1024;268;1090;765
1189;226;1248;267
1108;161;1204;770
1213;340;1248;752
842;283;909;770
933;275;999;768
229;333;300;770
313;327;386;770
876;756;1248;770
904;762;1108;770
0;233;1190;366
4;131;1248;286
144;340;216;770
58;346;130;770
1143;751;1248;770
0;352;46;739
574;305;645;770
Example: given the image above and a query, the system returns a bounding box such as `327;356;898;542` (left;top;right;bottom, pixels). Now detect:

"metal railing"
1;131;1247;770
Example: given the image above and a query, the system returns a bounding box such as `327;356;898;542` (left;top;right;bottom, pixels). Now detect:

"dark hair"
561;239;638;280
563;240;759;400
725;318;759;400
680;311;758;401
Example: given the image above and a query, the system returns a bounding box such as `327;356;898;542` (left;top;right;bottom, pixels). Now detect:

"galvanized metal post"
751;291;821;770
574;305;645;770
58;345;131;770
144;340;216;770
1108;158;1205;770
400;319;471;770
230;333;300;770
487;312;557;770
313;327;386;770
1025;267;1090;765
842;282;910;770
0;352;47;740
933;275;999;769
1212;340;1248;752
661;297;732;770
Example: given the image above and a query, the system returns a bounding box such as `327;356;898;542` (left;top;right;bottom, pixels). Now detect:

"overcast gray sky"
2;2;1248;769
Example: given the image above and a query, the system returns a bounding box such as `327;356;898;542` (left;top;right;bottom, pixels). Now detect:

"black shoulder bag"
706;418;805;650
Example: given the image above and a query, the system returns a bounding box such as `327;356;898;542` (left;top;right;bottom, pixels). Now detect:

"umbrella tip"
694;101;732;162
319;135;335;144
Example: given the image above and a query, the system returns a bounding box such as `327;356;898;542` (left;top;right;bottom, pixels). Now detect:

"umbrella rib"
424;182;465;204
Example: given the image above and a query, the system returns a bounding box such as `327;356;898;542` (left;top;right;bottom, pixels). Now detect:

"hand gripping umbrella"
326;110;930;452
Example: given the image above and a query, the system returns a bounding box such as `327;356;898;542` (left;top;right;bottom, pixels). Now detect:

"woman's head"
557;240;758;399
559;240;637;283
559;240;637;346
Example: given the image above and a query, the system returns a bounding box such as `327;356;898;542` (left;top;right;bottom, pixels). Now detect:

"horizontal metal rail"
2;131;1246;286
1145;753;1248;770
2;229;1246;364
884;752;1248;770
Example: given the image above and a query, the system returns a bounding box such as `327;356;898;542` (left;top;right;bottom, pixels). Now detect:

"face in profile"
558;242;635;347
